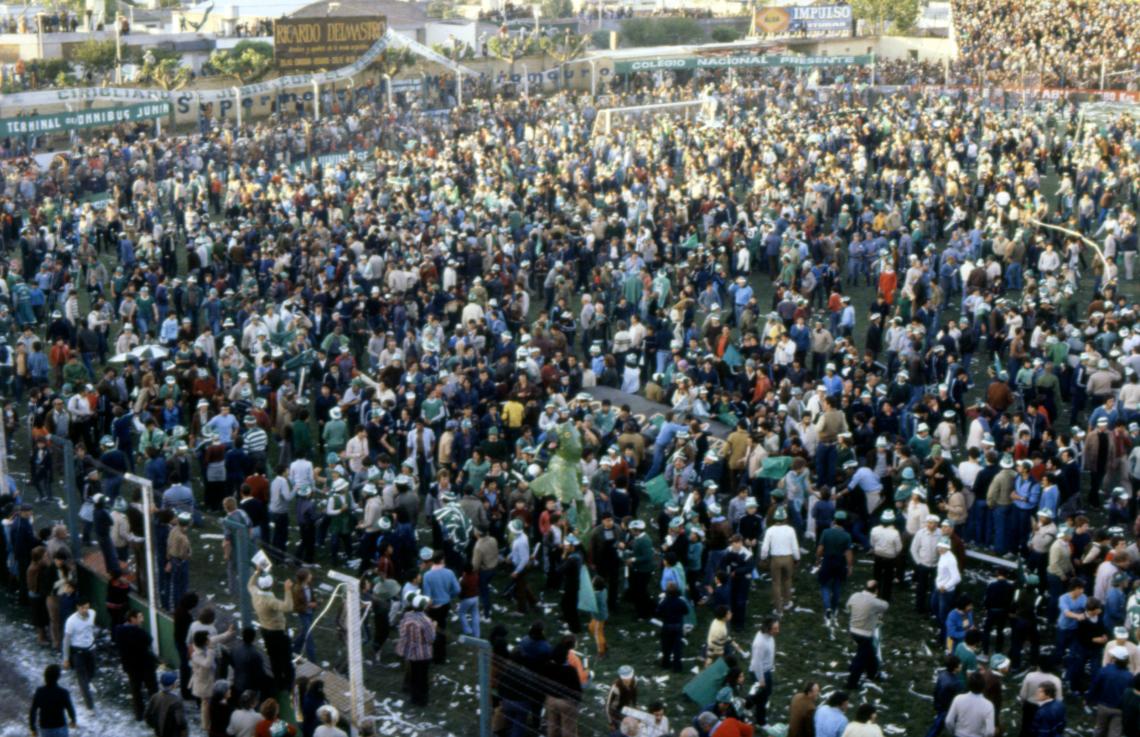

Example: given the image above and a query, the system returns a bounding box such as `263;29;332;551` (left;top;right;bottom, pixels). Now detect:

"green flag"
758;456;794;480
642;475;671;506
683;657;729;705
577;564;597;614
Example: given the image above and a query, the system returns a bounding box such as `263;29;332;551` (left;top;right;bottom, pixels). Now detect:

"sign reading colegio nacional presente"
273;16;387;73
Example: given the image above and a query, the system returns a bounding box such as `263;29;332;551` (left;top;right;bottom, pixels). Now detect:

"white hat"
316;705;339;724
329;407;342;420
256;574;274;590
926;513;940;523
1110;645;1130;661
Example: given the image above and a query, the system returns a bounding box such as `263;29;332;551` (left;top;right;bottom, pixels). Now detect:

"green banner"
615;54;872;74
0;101;171;136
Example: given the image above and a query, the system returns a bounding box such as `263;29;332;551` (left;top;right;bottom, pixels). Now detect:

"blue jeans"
820;577;844;615
169;558;189;612
816;442;838;487
964;500;990;546
458;596;480;637
39;727;69;737
925;712;948;737
478;569;495;618
293;609;315;661
991;505;1012;555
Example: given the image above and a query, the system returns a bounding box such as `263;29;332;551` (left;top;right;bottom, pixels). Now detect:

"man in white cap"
1088;644;1132;735
760;506;799;612
910;510;940;614
248;570;294;690
1102;627;1140;674
870;509;903;602
986;454;1017;555
935;537;962;641
1085;414;1119;508
395;594;437;706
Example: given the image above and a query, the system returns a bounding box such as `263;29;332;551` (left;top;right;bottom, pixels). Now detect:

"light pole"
34;12;44;59
114;10;122;84
124;473;160;657
533;5;540;35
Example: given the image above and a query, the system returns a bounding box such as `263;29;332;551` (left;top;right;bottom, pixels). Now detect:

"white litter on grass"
199;533;225;540
908;687;934;701
793;607;816;614
884;726;907;734
0;620;151;737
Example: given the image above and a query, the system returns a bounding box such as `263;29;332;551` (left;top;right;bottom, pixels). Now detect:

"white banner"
0;29;394;112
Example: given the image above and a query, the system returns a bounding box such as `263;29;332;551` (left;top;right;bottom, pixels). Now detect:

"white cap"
257;574;274;590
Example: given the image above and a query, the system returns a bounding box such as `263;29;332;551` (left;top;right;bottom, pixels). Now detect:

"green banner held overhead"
0;101;172;136
614;54;872;74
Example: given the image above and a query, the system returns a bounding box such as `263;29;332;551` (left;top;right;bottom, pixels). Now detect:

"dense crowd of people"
1;19;1139;737
951;0;1140;91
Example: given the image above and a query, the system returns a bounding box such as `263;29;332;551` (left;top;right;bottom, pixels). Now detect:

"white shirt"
760;524;800;560
870;525;902;558
64;610;96;660
910;527;939;567
749;631;776;680
937;551;962;592
944;692;995;737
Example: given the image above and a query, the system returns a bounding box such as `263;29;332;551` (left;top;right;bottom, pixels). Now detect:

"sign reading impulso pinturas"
274;16;387;73
0;101;171;136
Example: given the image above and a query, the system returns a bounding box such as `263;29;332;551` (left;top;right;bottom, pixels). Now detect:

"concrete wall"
803;34;956;62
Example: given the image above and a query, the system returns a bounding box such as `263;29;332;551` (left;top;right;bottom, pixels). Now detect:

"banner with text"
615;54;872;75
273;15;387;73
0;101;171;136
0;30;394;110
753;5;853;35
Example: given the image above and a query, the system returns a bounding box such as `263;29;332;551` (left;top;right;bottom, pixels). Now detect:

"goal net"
591;97;717;137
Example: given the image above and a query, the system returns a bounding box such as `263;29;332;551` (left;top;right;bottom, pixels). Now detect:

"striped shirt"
243;427;268;453
396;611;436;661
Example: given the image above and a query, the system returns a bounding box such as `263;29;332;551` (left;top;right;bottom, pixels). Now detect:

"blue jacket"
1030;699;1065;737
1089;663;1132;709
933;668;961;712
422;566;460;606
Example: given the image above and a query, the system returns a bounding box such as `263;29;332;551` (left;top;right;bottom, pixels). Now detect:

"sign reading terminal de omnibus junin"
614;54;873;74
274;16;387;73
0;101;171;136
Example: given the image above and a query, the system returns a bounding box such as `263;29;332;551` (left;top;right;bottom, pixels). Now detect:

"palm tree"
540;30;589;88
138;57;191;126
370;47;417;106
487;31;541;80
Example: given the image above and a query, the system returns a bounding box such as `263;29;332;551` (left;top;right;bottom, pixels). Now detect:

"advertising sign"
615;54;871;74
753;4;853;35
273;16;387;73
0;101;171;136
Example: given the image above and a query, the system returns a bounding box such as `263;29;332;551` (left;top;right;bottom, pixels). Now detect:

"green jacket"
631;533;656;574
62;362;88;387
322;419;348;452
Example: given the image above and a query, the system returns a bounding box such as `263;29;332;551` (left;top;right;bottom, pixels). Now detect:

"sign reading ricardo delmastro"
0;101;171;136
274;16;387;73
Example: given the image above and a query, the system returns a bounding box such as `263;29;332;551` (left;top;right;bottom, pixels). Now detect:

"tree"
137;58;191;125
426;0;461;19
207;40;273;83
540;31;589;87
70;39;118;78
370;47;417;78
487;32;541;77
619;17;705;47
850;0;919;34
540;0;573;19
710;26;743;43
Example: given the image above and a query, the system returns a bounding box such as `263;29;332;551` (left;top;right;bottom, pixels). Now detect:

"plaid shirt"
396;612;435;662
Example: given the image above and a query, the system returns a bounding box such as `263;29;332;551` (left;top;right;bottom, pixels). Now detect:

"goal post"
591;98;714;137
